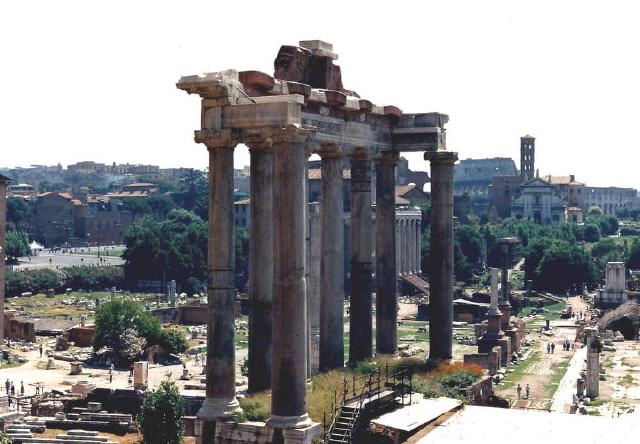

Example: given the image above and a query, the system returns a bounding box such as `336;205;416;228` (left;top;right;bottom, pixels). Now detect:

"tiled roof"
542;175;584;186
307;168;351;180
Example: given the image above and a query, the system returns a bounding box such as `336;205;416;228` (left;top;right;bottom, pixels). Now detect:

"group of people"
516;383;531;400
4;379;24;397
546;342;556;354
562;338;574;351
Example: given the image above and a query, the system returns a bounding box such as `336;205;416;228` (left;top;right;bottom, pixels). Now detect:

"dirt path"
496;316;578;410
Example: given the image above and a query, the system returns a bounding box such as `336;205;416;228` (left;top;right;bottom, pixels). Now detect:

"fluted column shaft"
375;152;398;356
268;128;313;429
349;154;373;363
319;149;345;371
247;146;273;393
199;143;240;426
425;151;457;362
416;218;422;274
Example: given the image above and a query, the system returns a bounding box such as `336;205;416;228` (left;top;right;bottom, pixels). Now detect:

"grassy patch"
545;358;571;399
498;350;542;391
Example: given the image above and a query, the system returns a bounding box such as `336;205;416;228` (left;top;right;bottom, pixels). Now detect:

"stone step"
56;436;108;442
66;431;99;437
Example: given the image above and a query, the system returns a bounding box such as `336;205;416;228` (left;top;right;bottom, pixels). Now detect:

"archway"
609;316;636;340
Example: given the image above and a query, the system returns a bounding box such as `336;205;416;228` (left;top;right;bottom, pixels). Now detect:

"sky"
1;0;639;188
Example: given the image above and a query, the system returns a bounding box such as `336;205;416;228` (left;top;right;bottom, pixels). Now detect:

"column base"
197;396;241;421
267;413;313;430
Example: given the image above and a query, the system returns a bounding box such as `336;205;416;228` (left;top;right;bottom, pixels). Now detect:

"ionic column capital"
317;142;343;158
264;125;316;144
196;129;239;150
424;150;458;164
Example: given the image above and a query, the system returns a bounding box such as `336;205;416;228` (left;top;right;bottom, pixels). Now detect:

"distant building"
511;178;565;223
541;175;585;209
454;157;518;197
7;183;35;198
67;161;107;175
234;199;250;231
583;186;638;216
105;182;159;200
34;192;75;246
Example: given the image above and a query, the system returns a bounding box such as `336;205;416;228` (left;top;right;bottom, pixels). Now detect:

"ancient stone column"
319;146;345;371
401;219;408;275
486;269;503;336
585;327;600;398
0;177;7;348
307;203;321;375
375;152;398;356
425;151;457;362
267;127;313;429
409;217;418;274
199;140;240;431
395;219;401;276
349;152;373;363
247;143;274;393
415;218;422;274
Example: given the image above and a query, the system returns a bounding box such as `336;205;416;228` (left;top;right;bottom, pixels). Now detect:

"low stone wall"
68;326;95;347
4;312;36;342
211;421;320;444
464;347;500;375
151;304;208;325
468;375;494;405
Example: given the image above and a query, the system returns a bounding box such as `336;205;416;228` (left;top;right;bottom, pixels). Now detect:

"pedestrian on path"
551;342;555;353
525;384;530;399
517;384;522;399
546;342;551;354
20;381;24;396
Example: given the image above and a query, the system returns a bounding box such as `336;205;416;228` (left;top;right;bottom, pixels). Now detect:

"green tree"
587;206;603;217
6;197;32;230
591;238;617;258
138;380;185;444
93;299;187;363
5;231;30;263
122;209;208;293
627;239;640;270
455;225;483;266
235;228;249;290
534;241;598;292
583;223;601;243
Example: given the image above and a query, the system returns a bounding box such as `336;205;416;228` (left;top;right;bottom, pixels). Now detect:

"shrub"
4;266;124;297
93;299;187;363
138;380;185;444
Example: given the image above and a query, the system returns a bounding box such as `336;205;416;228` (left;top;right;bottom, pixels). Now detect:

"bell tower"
520;135;535;181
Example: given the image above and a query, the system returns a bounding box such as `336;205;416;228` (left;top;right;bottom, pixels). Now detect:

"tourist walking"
20;381;24;396
551;342;555;353
517;384;522;399
525;384;530;399
5;379;9;394
39;344;43;358
546;342;551;354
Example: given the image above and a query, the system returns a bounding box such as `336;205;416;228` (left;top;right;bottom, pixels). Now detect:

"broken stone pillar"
425;151;457;362
199;138;241;428
585;327;600;398
478;268;510;365
349;152;373;364
247;142;274;393
133;361;149;390
375;152;399;356
576;378;585;398
1;177;9;350
70;362;83;375
597;262;627;308
319;146;345;371
167;280;176;308
267;127;314;430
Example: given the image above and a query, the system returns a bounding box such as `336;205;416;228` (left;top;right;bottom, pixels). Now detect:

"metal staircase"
323;366;412;444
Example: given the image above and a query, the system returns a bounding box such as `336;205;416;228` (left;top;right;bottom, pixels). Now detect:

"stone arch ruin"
597;300;640;340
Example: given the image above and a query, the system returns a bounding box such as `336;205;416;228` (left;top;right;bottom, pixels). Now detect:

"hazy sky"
1;1;639;188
